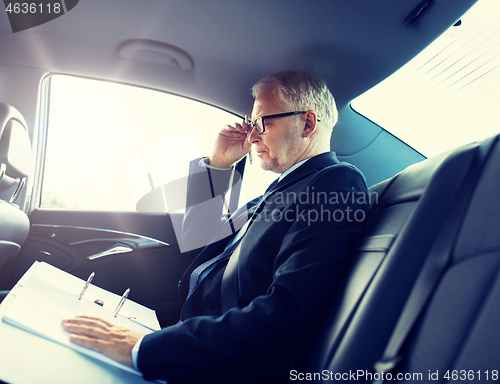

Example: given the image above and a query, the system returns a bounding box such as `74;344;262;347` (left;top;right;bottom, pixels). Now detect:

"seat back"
297;136;498;379
391;136;500;381
0;103;31;285
303;135;500;382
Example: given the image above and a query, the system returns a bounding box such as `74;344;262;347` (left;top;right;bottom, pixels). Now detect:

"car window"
41;75;275;213
351;0;500;158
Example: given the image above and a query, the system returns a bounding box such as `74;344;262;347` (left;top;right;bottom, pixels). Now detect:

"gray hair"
252;70;338;131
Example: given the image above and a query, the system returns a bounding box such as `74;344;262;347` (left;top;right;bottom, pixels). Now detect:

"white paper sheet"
2;262;161;376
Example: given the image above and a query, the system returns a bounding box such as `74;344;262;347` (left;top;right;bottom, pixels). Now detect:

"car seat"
0;102;31;285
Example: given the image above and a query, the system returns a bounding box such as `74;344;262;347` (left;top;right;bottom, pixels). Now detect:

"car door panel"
12;210;195;327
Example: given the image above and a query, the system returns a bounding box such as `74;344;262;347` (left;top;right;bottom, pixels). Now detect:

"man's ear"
302;110;318;137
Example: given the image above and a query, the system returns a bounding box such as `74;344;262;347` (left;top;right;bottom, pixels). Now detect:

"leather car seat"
0;102;31;283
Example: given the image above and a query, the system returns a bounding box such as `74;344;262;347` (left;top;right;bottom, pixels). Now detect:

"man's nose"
248;126;260;144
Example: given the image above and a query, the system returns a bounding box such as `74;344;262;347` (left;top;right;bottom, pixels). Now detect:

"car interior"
1;0;499;382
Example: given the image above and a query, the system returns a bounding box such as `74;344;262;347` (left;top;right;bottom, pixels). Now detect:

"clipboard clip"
78;272;94;300
114;288;130;317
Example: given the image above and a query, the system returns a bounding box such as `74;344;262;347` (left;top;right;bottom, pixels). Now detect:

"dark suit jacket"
138;152;368;383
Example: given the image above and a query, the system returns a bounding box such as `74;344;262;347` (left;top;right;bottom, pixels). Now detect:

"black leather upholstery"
0;200;29;255
0;103;31;286
297;134;500;382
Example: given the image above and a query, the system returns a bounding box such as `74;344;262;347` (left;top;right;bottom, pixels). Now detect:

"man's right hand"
209;121;252;169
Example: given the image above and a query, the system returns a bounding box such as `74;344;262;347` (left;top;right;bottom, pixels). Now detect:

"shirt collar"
277;158;310;183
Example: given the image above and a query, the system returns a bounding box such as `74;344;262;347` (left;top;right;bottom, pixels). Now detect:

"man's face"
249;89;305;173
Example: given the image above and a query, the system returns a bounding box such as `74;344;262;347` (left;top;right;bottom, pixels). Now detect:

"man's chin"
260;158;285;173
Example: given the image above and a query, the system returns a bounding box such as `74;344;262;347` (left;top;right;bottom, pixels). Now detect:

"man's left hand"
62;316;144;368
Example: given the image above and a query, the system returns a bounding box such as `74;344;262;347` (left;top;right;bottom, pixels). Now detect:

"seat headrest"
0;103;31;191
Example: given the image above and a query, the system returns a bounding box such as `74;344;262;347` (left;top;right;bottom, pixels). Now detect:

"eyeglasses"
248;111;321;134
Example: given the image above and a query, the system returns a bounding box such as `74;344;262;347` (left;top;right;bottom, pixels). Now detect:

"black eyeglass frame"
249;111;321;134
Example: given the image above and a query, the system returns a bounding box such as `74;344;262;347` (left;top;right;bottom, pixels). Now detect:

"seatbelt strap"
225;156;247;232
373;136;498;382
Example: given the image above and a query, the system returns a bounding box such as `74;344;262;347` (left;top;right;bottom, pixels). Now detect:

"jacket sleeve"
138;166;369;382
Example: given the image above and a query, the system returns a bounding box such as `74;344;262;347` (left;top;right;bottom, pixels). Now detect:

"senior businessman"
63;70;369;383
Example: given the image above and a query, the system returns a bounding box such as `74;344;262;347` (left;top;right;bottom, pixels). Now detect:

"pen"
244;115;253;165
114;288;130;317
78;272;95;300
127;317;157;332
